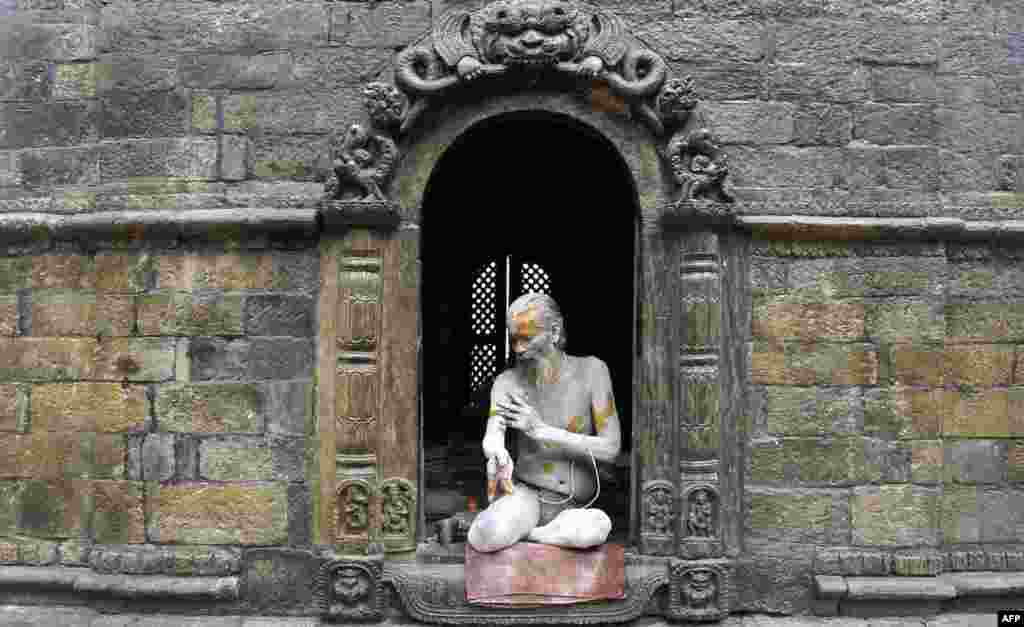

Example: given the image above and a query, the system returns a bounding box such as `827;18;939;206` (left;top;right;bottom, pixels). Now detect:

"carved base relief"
316;557;386;622
668;559;734;622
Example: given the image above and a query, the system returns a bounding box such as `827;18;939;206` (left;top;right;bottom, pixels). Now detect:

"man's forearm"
536;424;620;463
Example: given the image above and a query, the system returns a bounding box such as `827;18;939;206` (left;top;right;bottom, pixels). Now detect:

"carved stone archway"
315;0;744;623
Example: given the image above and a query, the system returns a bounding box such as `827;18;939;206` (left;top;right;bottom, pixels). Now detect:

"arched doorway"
421;111;638;543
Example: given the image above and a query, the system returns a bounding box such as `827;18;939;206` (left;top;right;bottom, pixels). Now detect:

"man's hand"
457;56;485;81
485;447;514;503
497;392;545;438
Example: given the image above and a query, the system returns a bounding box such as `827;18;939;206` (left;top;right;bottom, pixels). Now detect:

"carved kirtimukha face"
480;0;584;66
334;567;370;605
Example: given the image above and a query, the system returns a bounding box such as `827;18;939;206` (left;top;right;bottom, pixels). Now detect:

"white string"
536;448;600;510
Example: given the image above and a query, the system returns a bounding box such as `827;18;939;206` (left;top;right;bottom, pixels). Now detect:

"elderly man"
467;293;622;552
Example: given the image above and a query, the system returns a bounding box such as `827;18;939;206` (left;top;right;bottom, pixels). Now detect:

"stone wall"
0;248;318;567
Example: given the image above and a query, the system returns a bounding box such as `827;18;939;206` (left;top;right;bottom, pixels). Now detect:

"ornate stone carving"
655;77;733;204
337;480;372;540
379;478;417;553
667;559;734;622
390;0;666;134
315;558;386;622
684;487;716;538
640;479;675;556
325;122;398;202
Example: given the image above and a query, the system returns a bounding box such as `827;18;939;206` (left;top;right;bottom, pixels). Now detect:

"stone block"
89;480;145;543
0;59;52;100
864;301;944;344
16;479;86;538
749;437;872;484
147;481;289;545
0;337;94;381
155;251;316;291
751;342;878;386
870;66;937;103
793;103;852;146
252;133;329;181
762;386;860;436
199;435;303;482
947;304;1024;343
247;338;313;381
937;107;1023;156
264;380;313;436
945;440;1007;484
911;440;943;482
244;295;313;337
864;386;943;438
18;145;101;188
99;0;328;54
943;345;1014;387
724;146;845;188
702;101;795;145
0;151;20;187
93;338;176;382
180;51;291;89
942;388;1014;437
156;382;265;433
0;481;23;534
882;344;944;386
865;437;912;482
632;17;766;64
187;338;248;381
942;486;1024;544
0;293;16;337
289;47;394;92
30;254;96;289
100;88;187;139
0;536;59;565
0;101;98;150
735;543;816;614
137;291;244;336
95;53;177;92
99;138;217;182
0;258;32;292
856;22;938;64
333;0;432;48
242;547;321;613
191;92;217;133
1009;441;1024;482
0;384;28;432
851;484;940;546
667;60;762;100
853;103;936;145
221;134;251;182
844;145;939;191
52;62;98;99
94;252;156;292
27;291;134;337
753;301;864;342
939;24;1006;75
746;487;848;544
141;432;174;481
32;382;147;433
0;20;96;61
223;90;360;135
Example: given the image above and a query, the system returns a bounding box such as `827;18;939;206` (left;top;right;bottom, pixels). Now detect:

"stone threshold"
815;572;1024;616
0;565;239;600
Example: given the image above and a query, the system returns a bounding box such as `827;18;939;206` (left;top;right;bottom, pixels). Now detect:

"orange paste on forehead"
511;305;541;337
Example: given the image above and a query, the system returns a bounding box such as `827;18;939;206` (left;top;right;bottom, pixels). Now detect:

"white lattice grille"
520;262;552;296
469;343;497;391
471;261;498;335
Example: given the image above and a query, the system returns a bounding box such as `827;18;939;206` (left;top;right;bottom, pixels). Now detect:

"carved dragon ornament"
323;0;733;206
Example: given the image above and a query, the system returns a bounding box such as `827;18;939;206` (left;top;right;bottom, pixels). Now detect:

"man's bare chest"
511;361;593;434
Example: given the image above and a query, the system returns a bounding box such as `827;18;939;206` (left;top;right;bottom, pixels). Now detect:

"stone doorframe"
313;1;745;621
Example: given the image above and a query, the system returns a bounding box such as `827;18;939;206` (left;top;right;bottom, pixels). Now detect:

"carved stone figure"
316;559;384;621
334;566;371;607
645;484;674;535
392;0;666;133
343;484;369;531
325;123;398;202
362;82;406;130
382;482;413;536
466;293;622;552
682;569;717;609
686;488;715;538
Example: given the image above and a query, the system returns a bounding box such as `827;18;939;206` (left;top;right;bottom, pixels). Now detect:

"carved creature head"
333;566;370;605
657;77;698;126
363;82;405;129
689;570;713;588
477;0;587;67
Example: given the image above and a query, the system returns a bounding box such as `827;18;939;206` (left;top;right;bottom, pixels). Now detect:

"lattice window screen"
520;262;552;296
469;343;498;393
471;261;498;335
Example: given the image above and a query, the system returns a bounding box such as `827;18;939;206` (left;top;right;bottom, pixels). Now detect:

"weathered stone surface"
793;103;852;147
749;437;873;484
95;53;177;92
99;138;217;182
725;146;845;188
759;386;861;436
634;17;765;64
32;382;147;433
141;432;174;482
147;481;289;545
180;51;291;90
753;301;864;342
864;387;943;439
864;301;944;344
852;484;940;546
242;547;320;613
94;338;176;382
746;487;848;544
881;344;944;386
0;384;29;432
89;543;240;575
264;380;313;437
751;342;878;386
156;383;265;433
332;0;432;48
0;293;16;336
870;66;937;103
735;543;816;614
27;291;134;337
0;537;60;565
702;101;795;145
0;432;124;480
138;291;244;336
0;59;52;100
945;440;1007;484
251;133;329;181
943;345;1014;386
946;304;1024;342
0;337;94;381
30;254;96;289
52;62;98;99
854;104;936;145
936;107;1023;156
187;338;248;381
243;295;313;337
911;441;942;483
19;145;101;188
90;480;145;543
0;101;98;150
247;338;313;381
198;435;303;481
221;135;251;182
155;251;316;291
943;388;1017;437
288;46;393;92
100;88;187;138
942;486;1024;544
668;61;762;100
15;479;86;537
223;90;359;135
191;92;217;133
845;145;939;191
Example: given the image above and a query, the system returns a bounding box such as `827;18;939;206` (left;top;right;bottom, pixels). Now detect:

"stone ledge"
737;216;1024;242
816;572;1024;603
0;566;239;600
0;209;318;251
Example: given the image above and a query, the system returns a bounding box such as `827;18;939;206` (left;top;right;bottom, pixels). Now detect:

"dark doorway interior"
422;112;636;542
